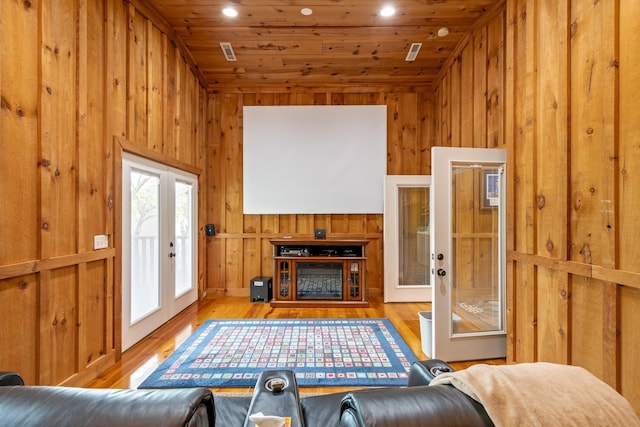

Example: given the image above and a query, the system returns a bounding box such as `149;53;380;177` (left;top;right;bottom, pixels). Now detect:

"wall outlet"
94;235;109;250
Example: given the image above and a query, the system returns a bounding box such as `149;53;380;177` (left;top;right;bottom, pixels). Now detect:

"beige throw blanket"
430;362;640;427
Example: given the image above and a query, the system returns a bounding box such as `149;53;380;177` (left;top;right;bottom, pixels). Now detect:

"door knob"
437;268;446;277
169;252;176;258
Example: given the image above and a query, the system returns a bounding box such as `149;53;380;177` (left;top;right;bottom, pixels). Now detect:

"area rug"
138;318;418;389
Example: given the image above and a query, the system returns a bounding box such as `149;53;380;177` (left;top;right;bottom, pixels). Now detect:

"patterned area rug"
139;318;417;388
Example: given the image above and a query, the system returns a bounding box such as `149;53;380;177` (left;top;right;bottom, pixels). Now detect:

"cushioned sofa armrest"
0;372;24;386
0;386;215;427
339;385;494;427
408;359;455;386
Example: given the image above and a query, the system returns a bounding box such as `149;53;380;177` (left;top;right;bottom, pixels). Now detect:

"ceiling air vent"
220;42;237;61
405;43;422;62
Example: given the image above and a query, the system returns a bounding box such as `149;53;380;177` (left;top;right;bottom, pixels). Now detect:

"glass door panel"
174;180;194;298
450;166;502;334
384;175;431;302
130;170;161;323
399;187;430;287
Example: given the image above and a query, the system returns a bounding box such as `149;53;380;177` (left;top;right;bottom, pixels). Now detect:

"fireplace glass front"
296;262;343;300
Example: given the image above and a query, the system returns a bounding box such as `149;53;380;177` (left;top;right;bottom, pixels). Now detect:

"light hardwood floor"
87;295;505;394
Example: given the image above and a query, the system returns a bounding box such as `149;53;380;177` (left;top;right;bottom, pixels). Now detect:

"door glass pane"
451;164;502;334
398;187;430;287
130;170;160;323
174;181;194;297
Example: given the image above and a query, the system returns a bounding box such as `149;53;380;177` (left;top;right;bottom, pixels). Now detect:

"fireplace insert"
296;262;342;300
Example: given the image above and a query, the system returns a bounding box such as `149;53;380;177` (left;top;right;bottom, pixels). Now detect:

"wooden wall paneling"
472;27;487;148
296;215;314;235
196;89;207;296
0;275;39;384
39;267;77;384
220;93;243;292
386;94;403;175
440;74;451;146
330;214;348;234
206;95;223;294
0;0;39;265
460;46;474;148
619;0;640;412
418;93;433;174
148;23;164;151
165;44;179;157
569;0;619;384
242;237;260;291
536;0;569;261
222;94;243;234
365;214;383;291
314;214;331;235
225;238;243;292
179;59;195;163
78;0;108;254
40;0;78;259
619;0;640;274
432;85;441;150
569;0;617;268
261;238;273;278
504;0;517;363
510;0;537;363
449;58;461;148
77;261;107;370
536;267;569;363
400;92;420;175
620;286;640;413
127;5;149;146
486;11;504;148
106;0;127;141
570;276;609;380
513;261;537;362
531;1;570;366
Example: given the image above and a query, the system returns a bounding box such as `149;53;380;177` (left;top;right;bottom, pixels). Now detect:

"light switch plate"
94;235;108;250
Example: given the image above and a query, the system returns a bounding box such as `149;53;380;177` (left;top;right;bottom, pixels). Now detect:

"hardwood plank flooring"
87;295;504;394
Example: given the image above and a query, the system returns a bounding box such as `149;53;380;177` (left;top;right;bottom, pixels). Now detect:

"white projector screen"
243;105;387;214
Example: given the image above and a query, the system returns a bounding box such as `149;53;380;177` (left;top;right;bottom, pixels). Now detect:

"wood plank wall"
205;90;433;297
434;0;640;412
0;0;207;386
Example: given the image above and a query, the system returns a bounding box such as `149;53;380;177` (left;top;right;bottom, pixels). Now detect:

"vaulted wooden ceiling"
144;0;504;90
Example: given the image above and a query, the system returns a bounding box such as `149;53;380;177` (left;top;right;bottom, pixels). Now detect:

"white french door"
121;153;198;351
384;175;431;302
429;147;506;361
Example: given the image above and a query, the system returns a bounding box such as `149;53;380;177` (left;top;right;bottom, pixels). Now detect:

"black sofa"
0;371;215;426
1;359;494;427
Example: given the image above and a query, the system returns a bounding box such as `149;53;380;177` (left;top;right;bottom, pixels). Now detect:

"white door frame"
428;147;507;361
384;175;431;302
121;153;198;351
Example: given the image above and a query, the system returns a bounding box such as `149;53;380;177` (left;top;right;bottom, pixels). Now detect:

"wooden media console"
270;238;369;308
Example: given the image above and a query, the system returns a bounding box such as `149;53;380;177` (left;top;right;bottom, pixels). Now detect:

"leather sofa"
0;371;215;427
4;359;637;426
199;358;463;427
1;359;471;427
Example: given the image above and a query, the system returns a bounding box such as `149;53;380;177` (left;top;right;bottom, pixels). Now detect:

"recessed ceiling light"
437;27;450;37
222;7;238;18
380;6;395;17
301;8;313;16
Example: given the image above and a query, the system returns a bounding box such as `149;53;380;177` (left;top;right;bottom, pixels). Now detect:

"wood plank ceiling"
144;0;504;90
